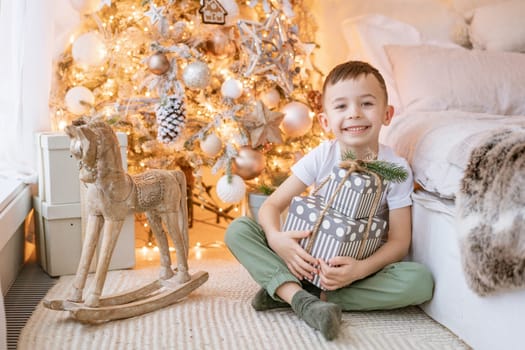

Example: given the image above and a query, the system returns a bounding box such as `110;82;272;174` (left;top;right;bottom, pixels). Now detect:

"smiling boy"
225;61;434;340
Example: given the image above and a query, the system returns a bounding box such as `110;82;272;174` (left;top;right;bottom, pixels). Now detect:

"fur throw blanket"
457;127;525;296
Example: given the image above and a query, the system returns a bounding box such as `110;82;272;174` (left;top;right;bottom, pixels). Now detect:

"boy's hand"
267;230;318;281
318;256;364;291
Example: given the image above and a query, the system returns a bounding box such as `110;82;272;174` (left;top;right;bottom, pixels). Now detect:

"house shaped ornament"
199;0;228;25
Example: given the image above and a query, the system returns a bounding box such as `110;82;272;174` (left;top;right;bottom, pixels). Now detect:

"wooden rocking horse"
43;117;208;323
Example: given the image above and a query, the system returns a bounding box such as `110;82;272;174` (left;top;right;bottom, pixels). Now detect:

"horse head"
65;117;123;183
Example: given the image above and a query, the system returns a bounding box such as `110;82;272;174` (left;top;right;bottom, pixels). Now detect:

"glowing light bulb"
58;120;67;131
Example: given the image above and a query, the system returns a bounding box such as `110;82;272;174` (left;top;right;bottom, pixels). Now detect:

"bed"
312;1;525;349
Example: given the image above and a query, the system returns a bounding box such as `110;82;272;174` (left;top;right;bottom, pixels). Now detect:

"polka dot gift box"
281;196;388;290
322;166;388;219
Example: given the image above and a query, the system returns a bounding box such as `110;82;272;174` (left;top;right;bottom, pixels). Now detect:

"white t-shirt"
291;140;414;214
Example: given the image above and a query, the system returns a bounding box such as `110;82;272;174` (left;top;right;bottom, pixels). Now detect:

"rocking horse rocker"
44;117;208;323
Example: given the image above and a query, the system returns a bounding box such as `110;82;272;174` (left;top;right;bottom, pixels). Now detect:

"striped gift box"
282;196;388;290
322;167;387;219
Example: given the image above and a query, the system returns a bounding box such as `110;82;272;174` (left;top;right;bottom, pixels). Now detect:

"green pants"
224;216;434;311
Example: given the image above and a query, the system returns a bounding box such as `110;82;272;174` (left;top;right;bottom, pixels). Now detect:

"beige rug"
19;260;469;350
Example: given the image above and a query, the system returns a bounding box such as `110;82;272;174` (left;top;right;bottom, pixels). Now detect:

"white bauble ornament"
221;78;243;99
260;88;280;109
72;32;107;67
219;0;240;26
281;102;312;138
70;0;101;14
65;86;95;115
200;133;223;157
216;174;246;204
182;61;211;90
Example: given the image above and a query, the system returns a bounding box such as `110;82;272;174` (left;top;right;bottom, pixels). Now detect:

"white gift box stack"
34;132;135;276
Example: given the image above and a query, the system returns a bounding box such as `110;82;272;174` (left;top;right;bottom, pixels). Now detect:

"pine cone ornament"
156;95;186;143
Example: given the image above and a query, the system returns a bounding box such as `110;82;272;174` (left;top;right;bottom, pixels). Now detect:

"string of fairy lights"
51;0;326;252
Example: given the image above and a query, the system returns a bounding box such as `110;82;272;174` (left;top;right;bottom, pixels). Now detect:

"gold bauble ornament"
233;146;266;180
147;52;170;75
206;29;235;57
260;88;281;109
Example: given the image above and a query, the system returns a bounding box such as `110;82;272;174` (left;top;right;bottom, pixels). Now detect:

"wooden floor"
4;204;238;349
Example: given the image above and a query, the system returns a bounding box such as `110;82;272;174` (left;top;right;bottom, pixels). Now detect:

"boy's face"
318;74;394;156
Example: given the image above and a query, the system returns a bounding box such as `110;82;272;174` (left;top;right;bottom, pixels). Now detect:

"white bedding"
380;111;525;198
411;191;525;350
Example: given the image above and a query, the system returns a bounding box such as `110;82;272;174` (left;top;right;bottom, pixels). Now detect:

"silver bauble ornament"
281;102;313;138
233;146;266;180
221;78;243;99
216;175;246;204
148;52;170;75
182;61;211;90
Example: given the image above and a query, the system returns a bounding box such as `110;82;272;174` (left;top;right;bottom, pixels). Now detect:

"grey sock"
291;290;342;340
251;288;290;311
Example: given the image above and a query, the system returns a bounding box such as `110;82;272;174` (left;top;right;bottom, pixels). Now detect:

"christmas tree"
50;0;323;217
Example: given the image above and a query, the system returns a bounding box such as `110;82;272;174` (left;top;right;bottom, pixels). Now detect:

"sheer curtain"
0;0;64;183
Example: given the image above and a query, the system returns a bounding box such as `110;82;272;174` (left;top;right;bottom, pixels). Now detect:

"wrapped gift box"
322;167;387;219
282;196;388;289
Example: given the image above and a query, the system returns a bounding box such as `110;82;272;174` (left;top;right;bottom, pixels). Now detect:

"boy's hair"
322;61;388;104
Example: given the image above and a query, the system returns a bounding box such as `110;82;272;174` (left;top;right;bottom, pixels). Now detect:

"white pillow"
341;15;422;114
341;15;465;115
450;0;508;18
335;0;467;45
385;45;525;116
469;0;525;52
312;0;468;77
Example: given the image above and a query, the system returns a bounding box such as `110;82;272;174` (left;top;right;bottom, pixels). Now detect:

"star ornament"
99;0;112;8
145;3;165;25
243;101;284;147
237;10;296;95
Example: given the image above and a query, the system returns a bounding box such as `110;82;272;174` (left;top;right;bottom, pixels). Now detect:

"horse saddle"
132;172;165;210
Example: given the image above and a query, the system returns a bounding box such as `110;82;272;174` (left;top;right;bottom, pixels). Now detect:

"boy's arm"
258;174;306;234
318;206;412;290
258;175;318;280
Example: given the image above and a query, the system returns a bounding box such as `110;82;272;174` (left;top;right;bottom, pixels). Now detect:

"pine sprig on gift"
342;150;408;183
